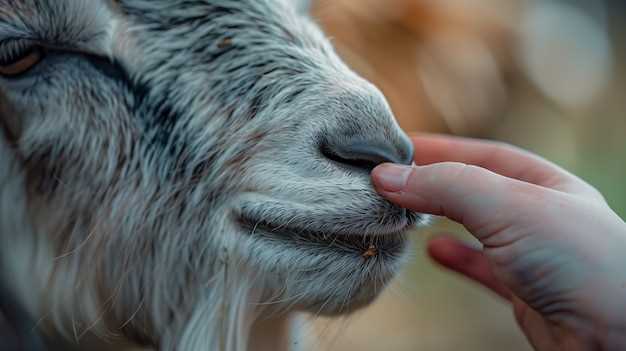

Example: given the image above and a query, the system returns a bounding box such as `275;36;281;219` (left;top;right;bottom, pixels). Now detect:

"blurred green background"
307;0;626;350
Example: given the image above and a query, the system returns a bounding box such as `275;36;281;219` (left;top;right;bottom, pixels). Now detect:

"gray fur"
0;1;425;350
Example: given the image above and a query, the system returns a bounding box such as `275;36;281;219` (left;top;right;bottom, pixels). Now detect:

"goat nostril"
321;136;414;172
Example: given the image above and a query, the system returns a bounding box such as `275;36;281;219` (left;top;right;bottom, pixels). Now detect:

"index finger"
411;134;603;200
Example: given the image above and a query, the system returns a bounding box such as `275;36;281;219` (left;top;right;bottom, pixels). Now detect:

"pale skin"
371;135;626;351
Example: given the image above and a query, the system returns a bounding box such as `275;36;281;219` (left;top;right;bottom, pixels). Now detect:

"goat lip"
236;215;414;254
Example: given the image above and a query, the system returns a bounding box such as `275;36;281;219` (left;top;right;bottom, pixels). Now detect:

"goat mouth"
237;211;418;257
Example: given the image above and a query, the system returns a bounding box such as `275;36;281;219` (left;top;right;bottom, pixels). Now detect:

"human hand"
371;135;626;351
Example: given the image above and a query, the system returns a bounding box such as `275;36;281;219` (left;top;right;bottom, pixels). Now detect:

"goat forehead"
0;0;318;61
110;0;298;17
110;0;326;68
110;0;306;42
0;1;112;52
108;0;338;120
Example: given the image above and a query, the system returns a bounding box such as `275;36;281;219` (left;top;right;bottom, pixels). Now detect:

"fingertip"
371;163;412;193
373;164;443;215
426;235;458;255
427;236;474;267
427;236;492;274
427;236;512;300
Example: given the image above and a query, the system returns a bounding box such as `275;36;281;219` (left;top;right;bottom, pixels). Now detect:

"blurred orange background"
307;0;626;350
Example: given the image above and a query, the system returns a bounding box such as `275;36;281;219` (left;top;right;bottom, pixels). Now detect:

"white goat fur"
0;1;424;350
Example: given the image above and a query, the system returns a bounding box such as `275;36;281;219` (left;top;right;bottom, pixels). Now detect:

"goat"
0;1;425;350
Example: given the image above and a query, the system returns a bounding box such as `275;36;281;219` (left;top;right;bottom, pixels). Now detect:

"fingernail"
374;164;412;192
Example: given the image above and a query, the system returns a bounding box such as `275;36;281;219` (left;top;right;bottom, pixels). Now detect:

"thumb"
372;163;551;235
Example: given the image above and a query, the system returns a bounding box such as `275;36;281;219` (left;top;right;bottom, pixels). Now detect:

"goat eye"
0;40;45;77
